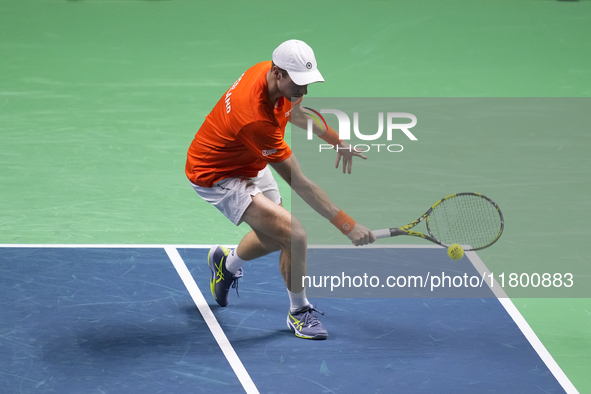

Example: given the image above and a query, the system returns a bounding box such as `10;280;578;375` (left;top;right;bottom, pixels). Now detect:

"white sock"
225;249;247;274
287;289;310;312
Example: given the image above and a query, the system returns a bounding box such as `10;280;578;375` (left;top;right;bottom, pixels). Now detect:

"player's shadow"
40;303;290;367
40;323;217;365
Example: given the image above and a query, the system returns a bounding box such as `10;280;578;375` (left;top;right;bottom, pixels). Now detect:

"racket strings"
427;194;502;249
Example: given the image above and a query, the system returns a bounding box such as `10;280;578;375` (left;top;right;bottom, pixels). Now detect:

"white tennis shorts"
190;166;282;226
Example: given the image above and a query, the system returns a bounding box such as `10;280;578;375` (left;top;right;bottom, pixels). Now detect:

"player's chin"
288;95;303;102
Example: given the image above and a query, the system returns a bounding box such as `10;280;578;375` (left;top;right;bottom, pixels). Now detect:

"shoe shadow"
181;304;294;346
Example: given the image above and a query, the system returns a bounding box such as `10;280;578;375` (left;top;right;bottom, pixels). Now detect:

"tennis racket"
372;192;504;251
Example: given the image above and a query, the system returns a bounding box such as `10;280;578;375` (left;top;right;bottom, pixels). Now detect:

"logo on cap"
306;62;312;69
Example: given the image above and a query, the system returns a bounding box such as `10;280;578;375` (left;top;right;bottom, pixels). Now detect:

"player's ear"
273;65;288;81
271;65;281;79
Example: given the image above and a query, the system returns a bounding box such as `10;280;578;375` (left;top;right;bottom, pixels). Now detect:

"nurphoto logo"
302;107;418;153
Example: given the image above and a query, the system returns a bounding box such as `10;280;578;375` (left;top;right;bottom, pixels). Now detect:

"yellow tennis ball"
447;244;464;260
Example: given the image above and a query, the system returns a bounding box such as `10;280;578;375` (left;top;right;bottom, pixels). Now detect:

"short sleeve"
236;121;292;163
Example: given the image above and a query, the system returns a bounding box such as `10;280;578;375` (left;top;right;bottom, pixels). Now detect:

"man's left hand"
335;141;367;174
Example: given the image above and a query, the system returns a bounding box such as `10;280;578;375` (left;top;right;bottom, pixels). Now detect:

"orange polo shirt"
186;61;294;187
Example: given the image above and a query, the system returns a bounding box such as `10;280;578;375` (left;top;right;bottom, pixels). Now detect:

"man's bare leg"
239;193;307;293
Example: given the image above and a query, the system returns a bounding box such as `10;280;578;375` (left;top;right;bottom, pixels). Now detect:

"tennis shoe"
208;245;242;307
287;305;328;340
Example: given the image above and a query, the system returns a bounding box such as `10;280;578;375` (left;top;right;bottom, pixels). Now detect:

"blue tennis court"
0;246;572;393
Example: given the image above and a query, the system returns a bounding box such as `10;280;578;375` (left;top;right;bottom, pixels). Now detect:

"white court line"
0;243;434;249
466;251;579;394
308;244;443;249
164;246;260;394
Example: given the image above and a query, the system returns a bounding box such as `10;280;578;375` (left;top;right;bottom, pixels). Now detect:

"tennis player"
185;39;375;340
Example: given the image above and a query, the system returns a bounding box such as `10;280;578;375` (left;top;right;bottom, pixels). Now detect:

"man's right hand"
346;223;376;246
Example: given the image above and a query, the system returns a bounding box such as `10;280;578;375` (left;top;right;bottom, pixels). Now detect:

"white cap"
272;39;324;86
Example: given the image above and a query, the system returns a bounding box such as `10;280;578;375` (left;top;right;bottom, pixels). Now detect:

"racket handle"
372;229;391;239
